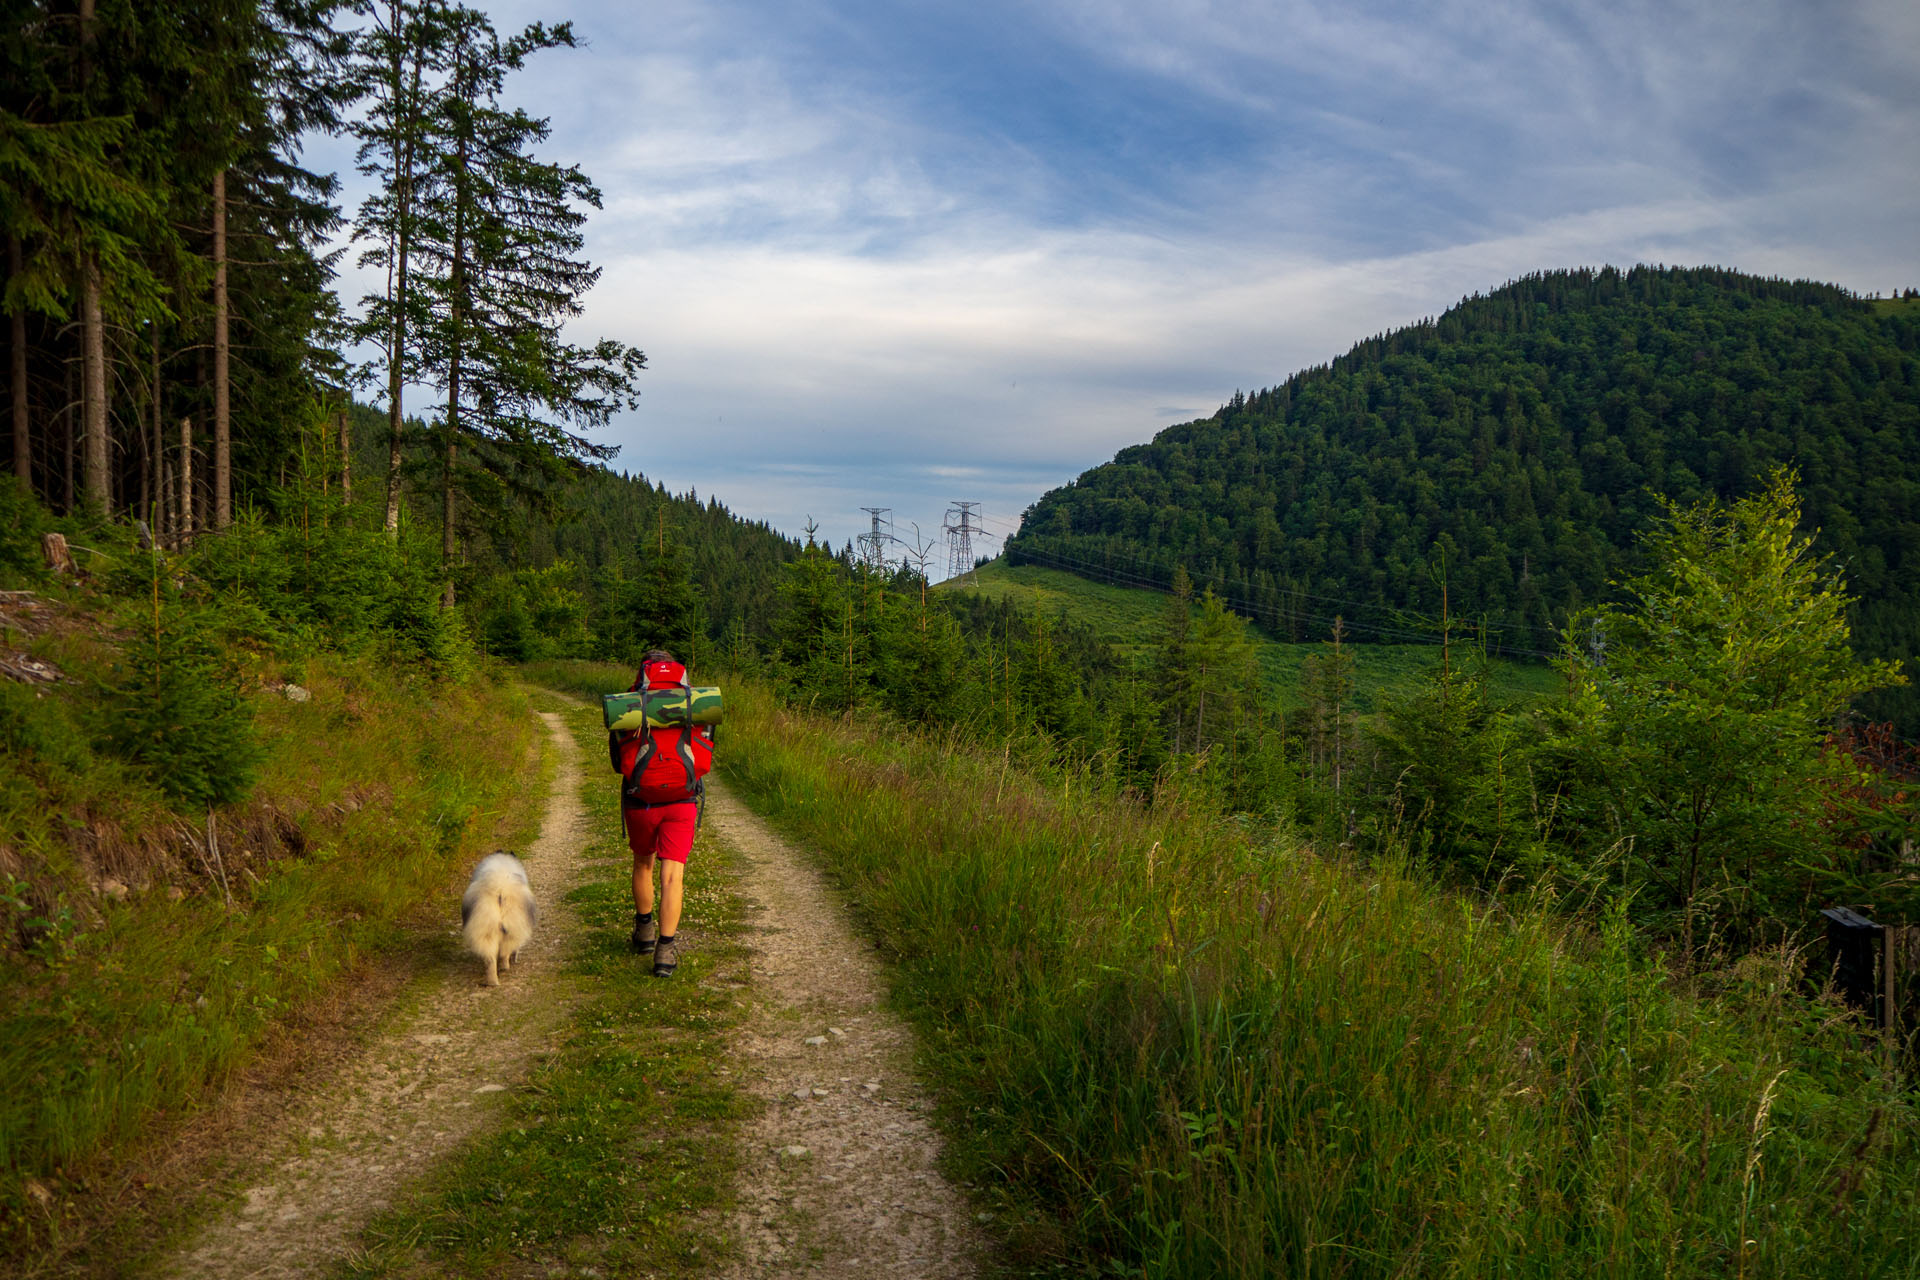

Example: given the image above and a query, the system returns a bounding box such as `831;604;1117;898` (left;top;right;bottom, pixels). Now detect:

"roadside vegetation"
0;494;537;1269
724;679;1917;1277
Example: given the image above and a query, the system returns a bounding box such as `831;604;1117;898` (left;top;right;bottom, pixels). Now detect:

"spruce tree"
407;5;643;604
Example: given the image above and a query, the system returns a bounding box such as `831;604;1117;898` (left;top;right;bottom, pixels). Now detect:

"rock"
24;1178;52;1208
804;1034;828;1046
99;878;129;901
827;1026;845;1037
791;1088;811;1100
473;1083;507;1094
811;1087;830;1097
861;1081;881;1093
779;1145;810;1159
281;683;311;703
167;886;185;901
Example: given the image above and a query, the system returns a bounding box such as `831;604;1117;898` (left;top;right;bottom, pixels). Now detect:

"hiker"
610;649;715;977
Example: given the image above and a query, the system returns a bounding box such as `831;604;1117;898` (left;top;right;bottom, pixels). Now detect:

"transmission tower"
856;507;895;573
944;501;983;581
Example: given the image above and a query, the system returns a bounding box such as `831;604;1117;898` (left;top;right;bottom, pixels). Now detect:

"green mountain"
1005;265;1920;725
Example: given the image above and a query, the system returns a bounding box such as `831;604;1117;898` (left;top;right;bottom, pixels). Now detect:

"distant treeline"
1007;265;1920;728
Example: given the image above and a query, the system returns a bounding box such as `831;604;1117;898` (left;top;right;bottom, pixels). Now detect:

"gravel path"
703;780;985;1279
153;710;590;1280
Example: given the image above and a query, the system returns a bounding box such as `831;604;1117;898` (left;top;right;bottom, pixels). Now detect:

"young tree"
1301;617;1357;791
1562;471;1905;954
613;512;705;662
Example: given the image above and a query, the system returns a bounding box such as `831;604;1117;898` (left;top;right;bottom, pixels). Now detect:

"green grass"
517;657;636;707
723;680;1919;1278
0;656;542;1272
1871;296;1920;316
946;559;1563;711
336;694;752;1279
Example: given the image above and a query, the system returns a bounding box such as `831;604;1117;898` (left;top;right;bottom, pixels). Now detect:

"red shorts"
624;802;697;864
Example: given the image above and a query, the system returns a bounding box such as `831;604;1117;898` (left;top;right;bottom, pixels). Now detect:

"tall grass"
721;681;1918;1278
0;656;538;1262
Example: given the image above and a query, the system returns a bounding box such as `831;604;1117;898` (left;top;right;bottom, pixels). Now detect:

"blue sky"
313;0;1920;570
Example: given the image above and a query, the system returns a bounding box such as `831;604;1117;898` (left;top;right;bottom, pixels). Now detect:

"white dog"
461;852;537;987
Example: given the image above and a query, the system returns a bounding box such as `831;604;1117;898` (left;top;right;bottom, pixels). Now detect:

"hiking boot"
630;914;656;955
652;936;678;978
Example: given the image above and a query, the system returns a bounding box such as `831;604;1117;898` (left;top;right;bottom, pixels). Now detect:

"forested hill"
1006;265;1920;723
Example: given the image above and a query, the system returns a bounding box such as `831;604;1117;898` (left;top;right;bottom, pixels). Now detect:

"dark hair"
634;650;680;689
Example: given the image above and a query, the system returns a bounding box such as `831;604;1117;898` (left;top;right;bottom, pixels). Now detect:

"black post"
1820;906;1885;1027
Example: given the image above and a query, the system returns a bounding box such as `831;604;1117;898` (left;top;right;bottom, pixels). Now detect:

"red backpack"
611;659;714;806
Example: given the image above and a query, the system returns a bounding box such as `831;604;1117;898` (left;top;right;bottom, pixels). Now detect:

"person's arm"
609;730;625;773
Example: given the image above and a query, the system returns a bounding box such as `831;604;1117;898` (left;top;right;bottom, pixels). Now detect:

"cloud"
320;0;1920;574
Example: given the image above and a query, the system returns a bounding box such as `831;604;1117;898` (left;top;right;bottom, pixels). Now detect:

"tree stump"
41;531;74;576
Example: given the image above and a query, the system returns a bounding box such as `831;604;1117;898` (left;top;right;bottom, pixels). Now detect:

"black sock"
656;933;675;946
635;911;653;926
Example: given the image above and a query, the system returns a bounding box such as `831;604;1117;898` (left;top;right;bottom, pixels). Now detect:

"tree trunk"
383;25;422;540
80;258;108;515
150;324;164;533
441;58;472;609
63;354;75;512
337;407;351;504
212;168;231;528
8;236;27;485
178;415;193;537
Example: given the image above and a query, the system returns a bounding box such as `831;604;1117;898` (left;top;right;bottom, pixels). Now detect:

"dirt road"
155;711;591;1280
150;707;984;1278
703;781;985;1278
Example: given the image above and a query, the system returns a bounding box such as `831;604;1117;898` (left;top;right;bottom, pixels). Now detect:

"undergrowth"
722;682;1918;1279
338;694;750;1278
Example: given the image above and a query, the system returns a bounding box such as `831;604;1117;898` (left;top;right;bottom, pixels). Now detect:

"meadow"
946;560;1563;713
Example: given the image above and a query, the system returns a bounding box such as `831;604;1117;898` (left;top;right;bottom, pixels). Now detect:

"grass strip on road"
337;691;751;1280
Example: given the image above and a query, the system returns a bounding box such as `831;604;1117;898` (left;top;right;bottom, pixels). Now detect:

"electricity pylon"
857;507;895;574
944;501;983;582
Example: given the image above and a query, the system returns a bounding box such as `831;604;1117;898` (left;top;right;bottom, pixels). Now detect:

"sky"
308;0;1920;574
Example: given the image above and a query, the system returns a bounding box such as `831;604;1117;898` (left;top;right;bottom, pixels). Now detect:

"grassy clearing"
722;681;1918;1278
0;653;540;1268
337;693;752;1279
947;559;1562;711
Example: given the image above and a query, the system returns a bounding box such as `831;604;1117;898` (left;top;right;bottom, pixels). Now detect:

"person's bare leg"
659;860;685;937
632;851;656;916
